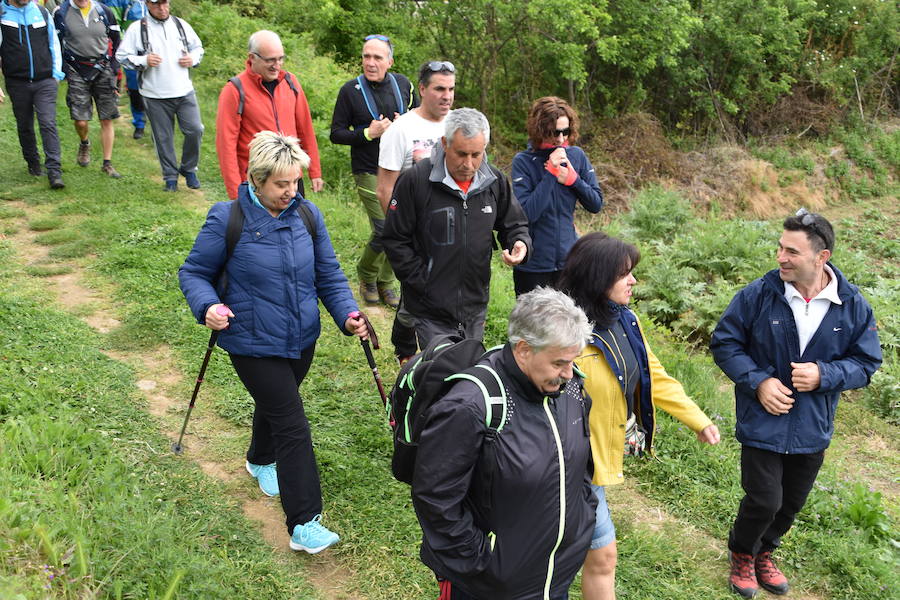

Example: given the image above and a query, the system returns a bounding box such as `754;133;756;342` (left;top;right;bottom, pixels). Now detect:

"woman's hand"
345;313;369;340
696;424;721;445
204;303;233;331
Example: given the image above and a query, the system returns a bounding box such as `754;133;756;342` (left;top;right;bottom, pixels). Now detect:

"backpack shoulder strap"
36;4;51;24
356;74;379;121
284;71;300;96
229;76;244;115
218;200;245;294
139;16;149;54
172;15;187;53
296;202;317;243
445;359;508;432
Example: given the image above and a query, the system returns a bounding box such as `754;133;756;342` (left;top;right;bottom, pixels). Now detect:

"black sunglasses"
554;128;572;137
426;60;455;73
795;208;828;248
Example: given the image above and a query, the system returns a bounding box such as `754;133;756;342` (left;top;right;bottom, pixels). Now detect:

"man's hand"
367;115;392;139
756;377;794;415
311;177;325;193
146;53;163;68
177;53;193;68
696;424;721;445
501;240;527;266
791;361;821;392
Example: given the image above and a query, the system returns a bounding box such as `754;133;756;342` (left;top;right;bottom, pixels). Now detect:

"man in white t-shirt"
376;60;455;213
376;60;456;361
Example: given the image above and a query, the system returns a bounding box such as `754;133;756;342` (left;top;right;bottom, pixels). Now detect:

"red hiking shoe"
729;552;758;598
755;551;789;595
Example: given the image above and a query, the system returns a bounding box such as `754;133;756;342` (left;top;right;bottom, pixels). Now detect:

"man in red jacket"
215;29;323;200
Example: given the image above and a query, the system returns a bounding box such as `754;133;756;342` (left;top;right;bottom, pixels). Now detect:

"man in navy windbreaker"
710;209;881;599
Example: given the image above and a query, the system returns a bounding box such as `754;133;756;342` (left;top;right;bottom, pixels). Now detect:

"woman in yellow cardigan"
557;232;721;600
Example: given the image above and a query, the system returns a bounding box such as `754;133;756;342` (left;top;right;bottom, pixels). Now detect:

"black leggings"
230;346;319;533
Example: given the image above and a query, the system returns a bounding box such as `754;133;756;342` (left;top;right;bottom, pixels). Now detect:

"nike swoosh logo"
833;327;842;332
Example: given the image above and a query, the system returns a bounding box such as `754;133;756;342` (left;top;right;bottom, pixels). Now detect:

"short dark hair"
557;232;641;329
526;96;579;148
783;210;834;252
418;60;455;86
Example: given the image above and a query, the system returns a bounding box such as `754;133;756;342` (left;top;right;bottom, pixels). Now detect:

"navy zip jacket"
179;184;358;357
0;0;64;81
510;145;602;273
710;264;881;454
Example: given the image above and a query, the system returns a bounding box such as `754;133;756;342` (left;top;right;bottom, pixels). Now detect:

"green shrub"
622;186;695;242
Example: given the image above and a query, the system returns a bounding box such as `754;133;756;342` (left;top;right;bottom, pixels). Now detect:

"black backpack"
390;334;508;484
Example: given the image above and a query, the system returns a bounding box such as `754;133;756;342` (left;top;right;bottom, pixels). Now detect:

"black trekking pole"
349;310;392;425
172;305;229;454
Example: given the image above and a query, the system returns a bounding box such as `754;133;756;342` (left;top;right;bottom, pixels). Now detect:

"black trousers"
729;445;825;556
513;269;561;297
230;346;320;534
447;581;568;600
6;77;62;174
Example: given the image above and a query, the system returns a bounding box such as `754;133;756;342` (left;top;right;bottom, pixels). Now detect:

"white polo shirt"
784;264;842;355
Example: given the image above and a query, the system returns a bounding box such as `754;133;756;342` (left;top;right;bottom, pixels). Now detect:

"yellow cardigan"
578;316;713;486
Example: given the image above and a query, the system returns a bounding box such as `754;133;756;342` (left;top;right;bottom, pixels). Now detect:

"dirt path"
5;196;361;600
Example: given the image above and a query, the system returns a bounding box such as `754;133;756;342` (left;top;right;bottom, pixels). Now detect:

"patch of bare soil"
8;202;360;600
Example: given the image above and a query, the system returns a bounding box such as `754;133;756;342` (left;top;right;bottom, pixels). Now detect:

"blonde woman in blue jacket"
557;232;721;600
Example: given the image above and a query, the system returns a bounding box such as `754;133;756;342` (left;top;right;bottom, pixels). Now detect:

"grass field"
1;3;897;598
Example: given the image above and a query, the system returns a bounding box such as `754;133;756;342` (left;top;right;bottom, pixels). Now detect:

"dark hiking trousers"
143;91;203;181
230;345;322;534
729;445;825;556
6;77;62;174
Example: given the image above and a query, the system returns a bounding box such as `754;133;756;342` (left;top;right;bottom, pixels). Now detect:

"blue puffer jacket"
510;145;603;273
710;265;882;454
179;183;358;358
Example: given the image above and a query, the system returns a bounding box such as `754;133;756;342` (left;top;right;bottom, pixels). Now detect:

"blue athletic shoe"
245;461;279;497
289;515;339;554
182;170;201;189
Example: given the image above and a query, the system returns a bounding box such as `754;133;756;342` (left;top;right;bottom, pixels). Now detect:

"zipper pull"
462;198;468;210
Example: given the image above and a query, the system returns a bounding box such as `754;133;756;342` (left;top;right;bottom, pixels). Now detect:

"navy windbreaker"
710;265;881;454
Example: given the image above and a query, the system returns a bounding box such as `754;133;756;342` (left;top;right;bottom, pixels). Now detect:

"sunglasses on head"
554;128;572;137
426;60;456;73
365;34;391;43
795;208;828;248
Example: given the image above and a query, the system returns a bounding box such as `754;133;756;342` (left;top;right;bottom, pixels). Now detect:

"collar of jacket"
427;142;497;197
762;261;855;303
242;59;288;88
498;342;565;403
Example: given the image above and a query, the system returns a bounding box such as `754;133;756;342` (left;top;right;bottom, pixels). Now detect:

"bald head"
248;30;285;82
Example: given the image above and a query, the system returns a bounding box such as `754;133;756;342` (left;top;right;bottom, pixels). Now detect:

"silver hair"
248;30;281;54
508;287;592;352
444;108;490;146
247;131;310;186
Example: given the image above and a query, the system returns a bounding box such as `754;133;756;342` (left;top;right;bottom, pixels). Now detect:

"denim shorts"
590;484;616;550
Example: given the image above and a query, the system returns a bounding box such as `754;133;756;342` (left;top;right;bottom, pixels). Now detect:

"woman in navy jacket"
179;131;367;554
511;96;603;296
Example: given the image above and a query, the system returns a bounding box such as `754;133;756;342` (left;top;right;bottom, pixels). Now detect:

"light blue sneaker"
245;461;279;497
289;514;339;554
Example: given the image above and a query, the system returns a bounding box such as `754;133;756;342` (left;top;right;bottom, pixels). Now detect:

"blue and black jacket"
711;264;882;454
0;0;64;81
510;144;603;273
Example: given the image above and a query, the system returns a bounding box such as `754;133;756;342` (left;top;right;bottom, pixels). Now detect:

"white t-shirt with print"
378;109;448;172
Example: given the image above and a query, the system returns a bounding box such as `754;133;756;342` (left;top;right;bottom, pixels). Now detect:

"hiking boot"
101;162;122;179
245;461;279;497
378;286;400;309
163;179;178;192
755;551;789;595
182;170;201;189
729;552;758;598
77;140;91;167
289;514;339;554
133;127;144;140
359;281;379;305
48;172;65;190
28;163;44;176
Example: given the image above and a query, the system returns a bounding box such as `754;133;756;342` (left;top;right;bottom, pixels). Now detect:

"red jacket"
216;61;322;199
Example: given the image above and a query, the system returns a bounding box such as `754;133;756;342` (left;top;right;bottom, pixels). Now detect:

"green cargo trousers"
355;172;397;288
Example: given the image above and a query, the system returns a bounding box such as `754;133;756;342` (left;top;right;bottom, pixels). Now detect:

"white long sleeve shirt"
115;14;202;99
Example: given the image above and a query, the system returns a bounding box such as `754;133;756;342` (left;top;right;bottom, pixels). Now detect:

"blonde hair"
247;131;310;186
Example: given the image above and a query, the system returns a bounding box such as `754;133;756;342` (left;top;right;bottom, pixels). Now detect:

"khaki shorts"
65;63;120;121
